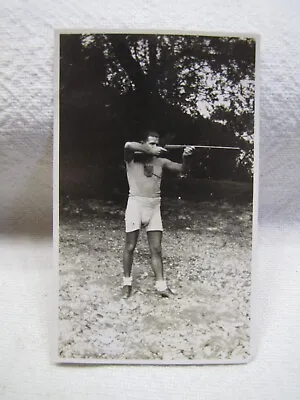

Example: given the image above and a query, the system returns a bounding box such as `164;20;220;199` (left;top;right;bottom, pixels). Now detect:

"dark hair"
141;129;160;143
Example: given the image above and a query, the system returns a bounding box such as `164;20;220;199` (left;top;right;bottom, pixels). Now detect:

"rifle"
132;144;240;162
164;145;240;150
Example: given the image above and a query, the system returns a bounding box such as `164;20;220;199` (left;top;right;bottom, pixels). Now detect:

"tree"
59;33;256;198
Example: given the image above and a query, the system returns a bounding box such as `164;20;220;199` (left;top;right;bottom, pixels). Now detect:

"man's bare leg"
122;230;139;297
147;230;164;280
147;231;173;297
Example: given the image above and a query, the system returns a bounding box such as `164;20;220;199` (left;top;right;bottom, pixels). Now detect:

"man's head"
141;130;160;144
141;130;160;149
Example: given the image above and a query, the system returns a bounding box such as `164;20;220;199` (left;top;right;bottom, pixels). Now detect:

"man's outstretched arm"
162;146;195;174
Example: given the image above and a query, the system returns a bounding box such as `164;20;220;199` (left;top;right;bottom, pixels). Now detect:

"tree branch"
107;34;150;94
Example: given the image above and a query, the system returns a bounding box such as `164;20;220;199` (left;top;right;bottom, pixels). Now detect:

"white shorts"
125;196;163;233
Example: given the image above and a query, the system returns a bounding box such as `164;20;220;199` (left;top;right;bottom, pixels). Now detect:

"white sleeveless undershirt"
125;157;164;198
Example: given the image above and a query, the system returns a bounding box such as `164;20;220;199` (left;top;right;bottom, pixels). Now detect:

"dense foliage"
59;33;256;198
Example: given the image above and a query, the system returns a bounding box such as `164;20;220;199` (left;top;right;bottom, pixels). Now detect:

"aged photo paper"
53;31;259;364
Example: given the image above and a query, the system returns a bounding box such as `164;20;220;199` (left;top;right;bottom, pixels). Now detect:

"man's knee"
149;243;162;256
125;240;137;253
124;230;139;254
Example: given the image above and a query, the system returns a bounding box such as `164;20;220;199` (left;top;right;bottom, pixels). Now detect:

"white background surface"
1;0;300;398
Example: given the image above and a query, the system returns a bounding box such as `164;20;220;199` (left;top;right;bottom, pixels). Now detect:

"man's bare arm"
124;142;135;162
162;146;195;174
124;141;167;162
161;158;182;173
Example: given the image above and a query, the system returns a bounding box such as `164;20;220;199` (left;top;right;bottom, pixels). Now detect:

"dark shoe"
122;285;132;298
157;288;174;298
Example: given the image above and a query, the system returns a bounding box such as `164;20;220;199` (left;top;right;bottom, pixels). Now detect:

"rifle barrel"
165;145;240;150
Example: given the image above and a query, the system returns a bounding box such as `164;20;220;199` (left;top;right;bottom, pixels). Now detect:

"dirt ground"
58;198;252;362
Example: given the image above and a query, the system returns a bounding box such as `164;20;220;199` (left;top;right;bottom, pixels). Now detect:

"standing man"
122;130;194;298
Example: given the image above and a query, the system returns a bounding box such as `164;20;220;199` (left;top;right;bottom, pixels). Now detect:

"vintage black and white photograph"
55;31;258;363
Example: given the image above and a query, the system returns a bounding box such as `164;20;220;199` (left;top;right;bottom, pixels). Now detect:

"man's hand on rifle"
183;146;195;157
150;145;168;157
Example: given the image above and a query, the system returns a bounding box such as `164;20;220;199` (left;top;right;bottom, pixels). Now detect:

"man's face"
145;135;159;150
